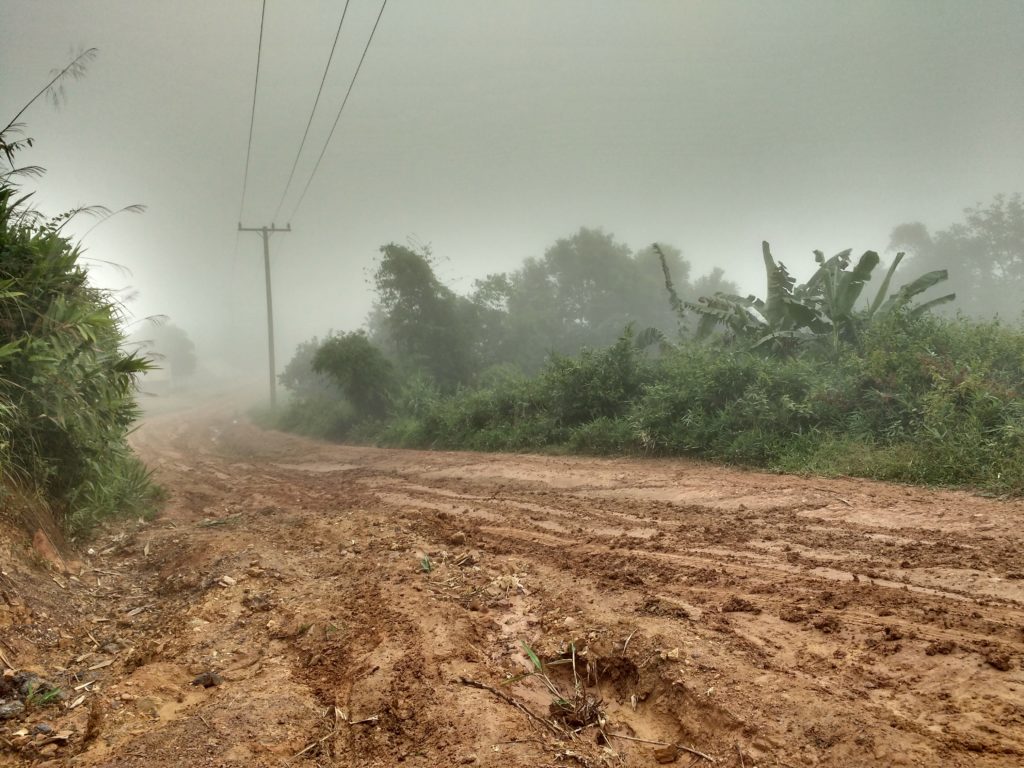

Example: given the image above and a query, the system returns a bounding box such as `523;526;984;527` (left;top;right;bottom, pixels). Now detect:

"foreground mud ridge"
0;406;1022;767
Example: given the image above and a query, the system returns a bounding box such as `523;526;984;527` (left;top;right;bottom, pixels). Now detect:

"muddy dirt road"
4;405;1023;766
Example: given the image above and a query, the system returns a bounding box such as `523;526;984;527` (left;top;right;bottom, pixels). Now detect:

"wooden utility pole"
238;222;291;409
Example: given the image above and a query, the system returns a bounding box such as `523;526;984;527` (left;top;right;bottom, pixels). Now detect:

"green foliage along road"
1;106;158;536
275;229;1024;496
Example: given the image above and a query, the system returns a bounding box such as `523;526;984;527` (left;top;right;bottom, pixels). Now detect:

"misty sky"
3;0;1023;375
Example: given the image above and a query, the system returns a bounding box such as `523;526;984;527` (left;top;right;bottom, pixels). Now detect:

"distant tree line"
269;194;1024;497
363;227;735;389
890;193;1024;322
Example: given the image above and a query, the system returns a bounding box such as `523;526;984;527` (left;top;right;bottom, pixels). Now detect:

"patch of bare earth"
0;404;1022;767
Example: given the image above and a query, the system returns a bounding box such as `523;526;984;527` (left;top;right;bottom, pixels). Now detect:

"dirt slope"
1;404;1022;767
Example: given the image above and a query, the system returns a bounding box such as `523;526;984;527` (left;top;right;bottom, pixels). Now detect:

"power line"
271;0;352;223
238;0;267;223
287;0;388;223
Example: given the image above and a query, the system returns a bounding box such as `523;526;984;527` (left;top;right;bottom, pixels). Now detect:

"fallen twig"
292;729;338;759
810;488;852;506
197;515;241;528
459;676;562;735
604;731;714;762
349;715;379;725
622;629;638;653
0;638;17;658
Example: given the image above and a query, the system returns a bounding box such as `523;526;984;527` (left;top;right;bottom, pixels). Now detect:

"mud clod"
925;639;956;656
721;595;761;614
984;650;1013;671
191;671;223;688
811;614;842;633
653;744;679;763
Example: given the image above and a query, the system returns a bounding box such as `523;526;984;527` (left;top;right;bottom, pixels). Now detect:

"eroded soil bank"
1;403;1022;766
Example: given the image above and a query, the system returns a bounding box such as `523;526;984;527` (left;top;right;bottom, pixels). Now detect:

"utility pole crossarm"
237;223;292;233
238;222;292;409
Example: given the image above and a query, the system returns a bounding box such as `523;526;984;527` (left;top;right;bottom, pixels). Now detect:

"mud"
0;403;1022;766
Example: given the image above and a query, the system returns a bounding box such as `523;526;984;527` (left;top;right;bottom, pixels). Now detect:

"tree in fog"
366;230;739;380
371;244;477;389
130;320;196;384
691;266;736;302
312;331;395;419
471;228;730;372
890;194;1024;321
279;335;337;399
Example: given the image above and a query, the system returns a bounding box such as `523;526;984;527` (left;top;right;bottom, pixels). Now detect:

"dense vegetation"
275;213;1024;495
0;70;159;537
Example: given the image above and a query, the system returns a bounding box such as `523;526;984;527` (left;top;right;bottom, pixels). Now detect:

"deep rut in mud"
1;405;1022;767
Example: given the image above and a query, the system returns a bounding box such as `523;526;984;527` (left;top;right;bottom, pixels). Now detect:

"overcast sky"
3;0;1023;374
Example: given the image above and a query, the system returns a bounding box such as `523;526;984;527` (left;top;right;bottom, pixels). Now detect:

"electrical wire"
287;0;388;223
271;0;352;223
238;0;267;224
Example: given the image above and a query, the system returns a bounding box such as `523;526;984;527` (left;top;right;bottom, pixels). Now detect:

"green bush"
568;416;636;454
269;391;358;441
0;181;159;536
538;330;650;428
312;331;396;420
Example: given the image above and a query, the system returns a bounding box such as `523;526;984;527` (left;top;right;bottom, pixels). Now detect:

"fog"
2;0;1023;380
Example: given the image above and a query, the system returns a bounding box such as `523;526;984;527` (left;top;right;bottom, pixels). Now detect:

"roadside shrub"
271;391;357;441
312;331;395;420
568;416;636;454
0;185;159;536
539;330;650;428
276;331;395;441
278;335;336;399
630;346;836;460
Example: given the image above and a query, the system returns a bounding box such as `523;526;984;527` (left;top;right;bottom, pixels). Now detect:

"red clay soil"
0;402;1022;767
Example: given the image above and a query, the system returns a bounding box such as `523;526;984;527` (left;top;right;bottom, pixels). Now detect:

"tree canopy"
312;330;395;420
468;228;736;373
889;193;1024;321
371;243;476;390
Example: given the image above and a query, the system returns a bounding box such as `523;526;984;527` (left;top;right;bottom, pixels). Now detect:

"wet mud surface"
1;404;1022;766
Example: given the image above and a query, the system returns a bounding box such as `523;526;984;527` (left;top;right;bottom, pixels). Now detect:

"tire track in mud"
347;450;1024;765
40;405;1021;768
373;478;1022;628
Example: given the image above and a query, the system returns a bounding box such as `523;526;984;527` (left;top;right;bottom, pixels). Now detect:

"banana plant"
867;252;956;319
683;241;955;356
634;325;677;355
686;242;827;354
